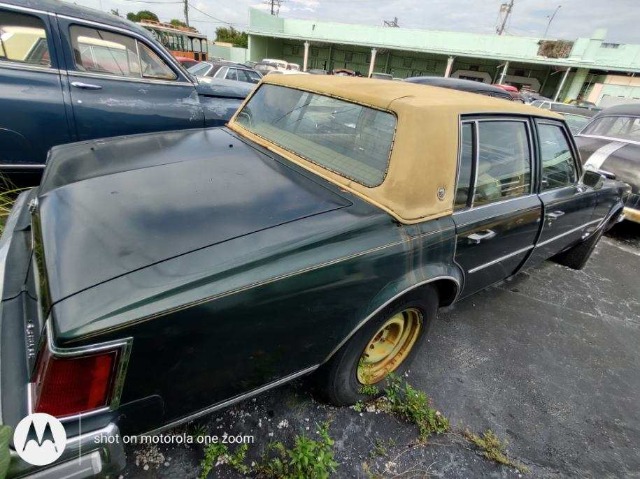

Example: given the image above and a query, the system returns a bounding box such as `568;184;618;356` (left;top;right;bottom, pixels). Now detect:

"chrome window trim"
0;2;52;16
323;275;461;363
468;245;534;274
457;116;534;210
536;218;602;248
0;163;46;169
57;14;189;82
578;133;640;147
68;71;193;87
453;193;539;219
536;120;582;188
0;60;56;74
144;365;319;436
28;319;133;423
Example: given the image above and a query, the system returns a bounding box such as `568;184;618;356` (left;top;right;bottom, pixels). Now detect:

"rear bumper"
623;193;640;223
9;423;126;479
1;193;126;478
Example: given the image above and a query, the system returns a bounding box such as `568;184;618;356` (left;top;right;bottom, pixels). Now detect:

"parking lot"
121;223;640;478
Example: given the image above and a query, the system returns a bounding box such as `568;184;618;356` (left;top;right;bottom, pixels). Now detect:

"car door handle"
466;229;497;244
71;81;102;90
545;210;565;220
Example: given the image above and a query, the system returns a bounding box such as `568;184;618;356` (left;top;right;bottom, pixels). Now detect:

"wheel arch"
321;269;461;365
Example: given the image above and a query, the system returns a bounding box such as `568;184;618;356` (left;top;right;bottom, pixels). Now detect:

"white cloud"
86;0;640;44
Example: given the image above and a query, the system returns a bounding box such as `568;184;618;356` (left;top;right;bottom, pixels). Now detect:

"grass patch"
380;374;450;441
257;422;338;479
198;422;337;479
463;429;528;473
199;442;250;478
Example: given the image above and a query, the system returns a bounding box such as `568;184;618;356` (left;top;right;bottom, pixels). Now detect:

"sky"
90;0;640;44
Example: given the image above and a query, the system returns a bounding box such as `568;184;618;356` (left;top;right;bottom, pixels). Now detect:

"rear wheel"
315;288;438;406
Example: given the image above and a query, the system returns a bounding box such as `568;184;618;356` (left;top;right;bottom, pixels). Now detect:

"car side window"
0;10;51;67
473;121;531;206
70;25;176;81
227;68;238;81
213;66;227;78
537;123;578;190
455;123;474;210
138;42;175;80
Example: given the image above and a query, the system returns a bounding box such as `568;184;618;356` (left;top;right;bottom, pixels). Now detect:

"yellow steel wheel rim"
357;308;422;385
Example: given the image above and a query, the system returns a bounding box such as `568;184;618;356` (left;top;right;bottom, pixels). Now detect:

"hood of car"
575;135;640;194
35;128;351;304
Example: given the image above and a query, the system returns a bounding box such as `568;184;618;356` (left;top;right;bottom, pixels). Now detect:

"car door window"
246;70;262;83
236;69;250;83
537;123;578;191
455;123;474;210
70;25;175;80
473;121;531;206
0;10;51;66
138;42;175;80
226;68;238;81
213;66;227;78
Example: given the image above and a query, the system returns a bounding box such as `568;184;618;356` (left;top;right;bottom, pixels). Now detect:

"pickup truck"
0;0;252;180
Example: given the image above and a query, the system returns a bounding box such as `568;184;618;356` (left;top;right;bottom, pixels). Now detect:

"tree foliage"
126;10;159;23
215;27;248;48
170;19;188;28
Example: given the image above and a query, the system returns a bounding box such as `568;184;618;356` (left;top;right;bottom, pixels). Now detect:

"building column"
565;68;589;101
554;67;572;102
303;41;310;72
368;48;377;77
498;61;509;84
444;56;455;77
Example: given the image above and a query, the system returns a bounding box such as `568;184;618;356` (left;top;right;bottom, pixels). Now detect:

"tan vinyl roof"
228;74;563;224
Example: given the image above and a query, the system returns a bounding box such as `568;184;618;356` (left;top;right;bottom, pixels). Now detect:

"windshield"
582;115;640;142
235;84;397;187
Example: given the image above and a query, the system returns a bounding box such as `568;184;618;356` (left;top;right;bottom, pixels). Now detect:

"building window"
344;51;353;62
403;57;412;68
311;47;319;57
292;45;300;55
601;42;620;49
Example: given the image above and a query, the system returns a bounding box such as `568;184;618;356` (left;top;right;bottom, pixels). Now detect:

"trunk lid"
36;128;351;304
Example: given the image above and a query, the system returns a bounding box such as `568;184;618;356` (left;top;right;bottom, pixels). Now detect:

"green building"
245;8;640;105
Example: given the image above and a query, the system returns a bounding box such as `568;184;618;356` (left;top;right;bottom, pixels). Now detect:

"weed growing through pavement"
198;422;337;479
378;374;450;441
463;429;529;473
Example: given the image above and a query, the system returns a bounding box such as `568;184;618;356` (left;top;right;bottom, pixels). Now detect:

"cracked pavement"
123;222;640;478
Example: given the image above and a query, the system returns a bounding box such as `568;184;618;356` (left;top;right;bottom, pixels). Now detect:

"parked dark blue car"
0;0;252;180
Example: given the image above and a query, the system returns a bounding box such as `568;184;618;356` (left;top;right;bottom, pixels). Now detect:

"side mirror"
581;169;605;190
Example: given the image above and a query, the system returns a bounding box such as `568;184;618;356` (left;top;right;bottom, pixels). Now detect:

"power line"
187;2;233;26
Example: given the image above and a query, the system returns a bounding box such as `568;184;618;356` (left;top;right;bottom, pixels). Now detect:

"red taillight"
32;342;119;417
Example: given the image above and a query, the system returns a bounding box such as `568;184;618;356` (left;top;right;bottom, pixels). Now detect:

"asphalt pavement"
123;222;640;478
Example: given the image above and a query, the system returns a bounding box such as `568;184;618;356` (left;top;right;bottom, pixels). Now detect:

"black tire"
552;223;605;270
315;287;438;406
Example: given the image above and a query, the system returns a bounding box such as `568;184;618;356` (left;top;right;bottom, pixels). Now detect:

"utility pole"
266;0;283;16
383;17;399;27
496;0;514;35
184;0;189;27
